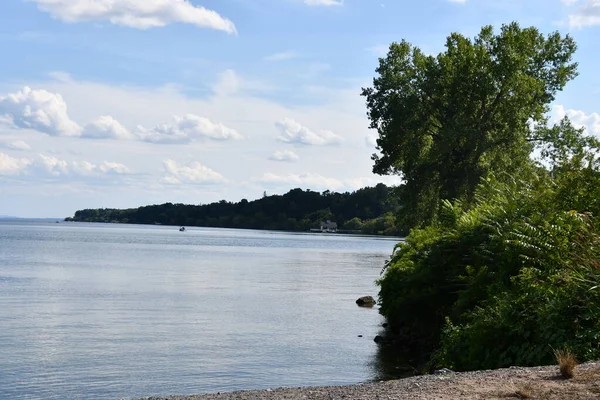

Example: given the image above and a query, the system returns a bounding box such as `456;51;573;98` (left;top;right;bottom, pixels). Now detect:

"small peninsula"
67;184;403;236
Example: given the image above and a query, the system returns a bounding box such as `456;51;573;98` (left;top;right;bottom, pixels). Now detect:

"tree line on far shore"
67;184;403;235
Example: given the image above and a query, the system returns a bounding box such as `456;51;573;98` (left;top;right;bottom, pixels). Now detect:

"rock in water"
356;296;377;307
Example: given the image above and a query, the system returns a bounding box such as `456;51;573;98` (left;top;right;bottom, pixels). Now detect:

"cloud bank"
0;87;81;137
0;140;31;151
275;118;343;146
553;105;600;136
0;87;242;145
29;0;236;33
269;150;300;162
162;159;227;184
567;0;600;28
0;152;130;178
83;116;134;140
0;153;31;175
138;115;243;144
259;172;344;190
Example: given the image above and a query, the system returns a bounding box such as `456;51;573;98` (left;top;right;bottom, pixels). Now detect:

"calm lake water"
0;220;401;400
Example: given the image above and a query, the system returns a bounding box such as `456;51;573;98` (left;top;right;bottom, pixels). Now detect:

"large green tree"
362;22;578;228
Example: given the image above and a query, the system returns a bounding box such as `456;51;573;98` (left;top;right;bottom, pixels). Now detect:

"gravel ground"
139;362;600;400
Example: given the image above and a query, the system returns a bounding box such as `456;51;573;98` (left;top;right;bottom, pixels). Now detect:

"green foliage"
378;171;600;371
361;212;400;235
362;22;578;227
367;22;600;372
343;217;364;231
71;184;402;235
532;117;600;169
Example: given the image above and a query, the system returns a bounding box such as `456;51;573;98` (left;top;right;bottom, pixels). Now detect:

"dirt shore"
140;361;600;400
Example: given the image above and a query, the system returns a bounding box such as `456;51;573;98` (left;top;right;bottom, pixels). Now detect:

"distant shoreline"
0;217;62;221
65;185;404;236
62;220;404;238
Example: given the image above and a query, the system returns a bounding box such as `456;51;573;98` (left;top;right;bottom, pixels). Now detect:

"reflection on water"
0;221;403;400
370;333;429;381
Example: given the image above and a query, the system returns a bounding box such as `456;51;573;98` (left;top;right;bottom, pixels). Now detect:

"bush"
343;217;363;230
378;173;600;371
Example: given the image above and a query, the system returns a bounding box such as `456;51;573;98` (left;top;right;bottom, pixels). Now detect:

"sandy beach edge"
135;361;600;400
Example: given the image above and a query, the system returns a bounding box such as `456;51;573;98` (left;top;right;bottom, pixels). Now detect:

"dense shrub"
378;173;600;371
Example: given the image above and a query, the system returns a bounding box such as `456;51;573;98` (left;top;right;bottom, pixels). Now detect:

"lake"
0;220;400;400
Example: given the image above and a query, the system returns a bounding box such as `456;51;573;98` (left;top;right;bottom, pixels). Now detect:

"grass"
554;348;577;379
513;383;534;399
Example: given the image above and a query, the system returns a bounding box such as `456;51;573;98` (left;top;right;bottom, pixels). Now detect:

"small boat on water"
179;226;186;232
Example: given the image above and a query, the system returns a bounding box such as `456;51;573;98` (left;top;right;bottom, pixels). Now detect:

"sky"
1;0;600;218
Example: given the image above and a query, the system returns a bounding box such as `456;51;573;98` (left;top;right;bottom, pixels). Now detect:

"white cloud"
99;161;131;174
0;72;386;217
162;159;227;184
0;87;241;144
265;52;298;62
258;172;400;192
0;153;31;175
0;140;31;151
304;0;343;6
553;105;600;136
275;118;343;146
568;0;600;28
269;150;300;162
137;114;243;144
36;154;70;176
71;160;98;176
448;0;467;3
29;0;236;34
259;172;344;190
0;87;82;137
83;116;134;140
21;154;132;178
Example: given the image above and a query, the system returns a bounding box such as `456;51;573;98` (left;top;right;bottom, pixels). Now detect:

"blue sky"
1;0;600;217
